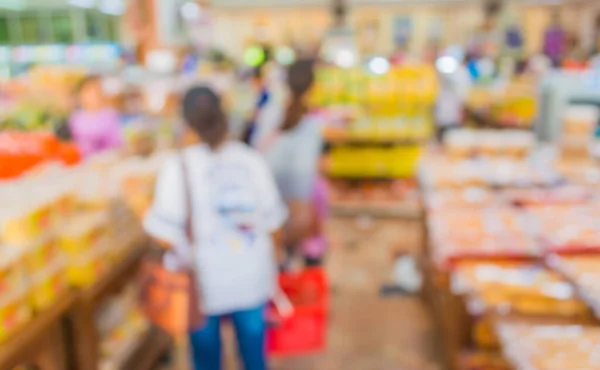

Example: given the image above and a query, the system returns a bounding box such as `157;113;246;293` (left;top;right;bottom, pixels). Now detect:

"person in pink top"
69;76;122;157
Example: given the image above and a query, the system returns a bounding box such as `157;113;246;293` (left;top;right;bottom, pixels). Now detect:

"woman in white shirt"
144;86;287;370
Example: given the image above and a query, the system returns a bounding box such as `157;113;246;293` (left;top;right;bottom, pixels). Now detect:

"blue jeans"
189;304;266;370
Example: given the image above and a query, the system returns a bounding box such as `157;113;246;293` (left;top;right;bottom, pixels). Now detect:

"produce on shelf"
312;66;437;143
0;67;86;132
310;65;437;112
313;65;435;181
326;145;421;178
0;132;81;179
466;83;537;128
0;150;165;343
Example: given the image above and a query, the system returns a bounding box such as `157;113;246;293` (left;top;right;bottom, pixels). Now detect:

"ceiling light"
100;0;125;15
435;56;458;74
69;0;96;9
243;46;265;67
368;56;390;75
275;46;295;66
180;2;201;20
334;48;356;69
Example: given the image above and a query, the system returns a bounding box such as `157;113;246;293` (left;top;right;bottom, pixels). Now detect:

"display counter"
420;130;600;370
0;242;172;370
0;293;75;370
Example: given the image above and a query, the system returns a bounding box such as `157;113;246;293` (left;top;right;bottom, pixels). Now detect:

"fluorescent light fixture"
180;1;201;20
146;49;178;74
368;56;390;75
69;0;96;8
435;56;458;74
334;48;356;69
100;0;125;15
275;46;296;66
243;46;265;67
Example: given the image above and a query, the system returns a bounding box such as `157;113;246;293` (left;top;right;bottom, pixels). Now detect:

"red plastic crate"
267;268;329;357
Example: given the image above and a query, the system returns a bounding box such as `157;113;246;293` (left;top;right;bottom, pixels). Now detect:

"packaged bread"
67;243;108;287
0;286;32;343
453;262;588;317
0;246;29;297
22;234;58;273
57;212;107;254
548;255;600;318
498;323;600;370
29;257;67;311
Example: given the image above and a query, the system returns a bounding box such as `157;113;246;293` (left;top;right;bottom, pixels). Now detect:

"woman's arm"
284;200;314;247
143;154;187;248
284;123;323;246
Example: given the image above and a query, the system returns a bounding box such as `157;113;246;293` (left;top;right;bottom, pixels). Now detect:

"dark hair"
252;66;263;81
75;75;101;96
282;59;315;131
182;86;228;150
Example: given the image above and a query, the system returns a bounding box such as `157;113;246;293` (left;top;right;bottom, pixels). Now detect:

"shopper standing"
255;60;326;266
144;87;287;370
435;57;472;142
241;66;271;144
68;76;122;157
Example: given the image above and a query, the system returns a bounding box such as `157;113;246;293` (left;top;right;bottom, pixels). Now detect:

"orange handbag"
139;153;205;336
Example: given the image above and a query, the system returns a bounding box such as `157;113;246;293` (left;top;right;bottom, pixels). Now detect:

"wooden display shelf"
119;327;172;370
80;242;147;305
330;202;422;219
0;292;76;370
0;239;169;370
324;136;425;146
68;240;171;370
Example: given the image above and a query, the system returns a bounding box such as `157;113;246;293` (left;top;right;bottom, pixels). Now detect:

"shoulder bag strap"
179;151;195;245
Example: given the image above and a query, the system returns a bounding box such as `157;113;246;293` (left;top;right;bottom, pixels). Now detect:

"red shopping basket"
267;267;329;357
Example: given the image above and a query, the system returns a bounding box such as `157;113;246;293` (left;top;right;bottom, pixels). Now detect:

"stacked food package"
327;145;422;179
328;179;417;207
0;67;86;132
316;65;435;182
498;323;600;370
0;132;81;179
310;65;437;114
444;130;535;158
421;129;600;369
548;255;600;318
97;285;150;370
561;106;599;158
466;83;537;129
0;150;165;343
429;208;539;266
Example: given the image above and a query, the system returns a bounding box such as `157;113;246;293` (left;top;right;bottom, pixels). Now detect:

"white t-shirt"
435;65;472;127
143;142;288;315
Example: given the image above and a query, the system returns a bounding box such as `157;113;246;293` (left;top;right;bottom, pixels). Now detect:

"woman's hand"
150;237;173;250
271;228;285;265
